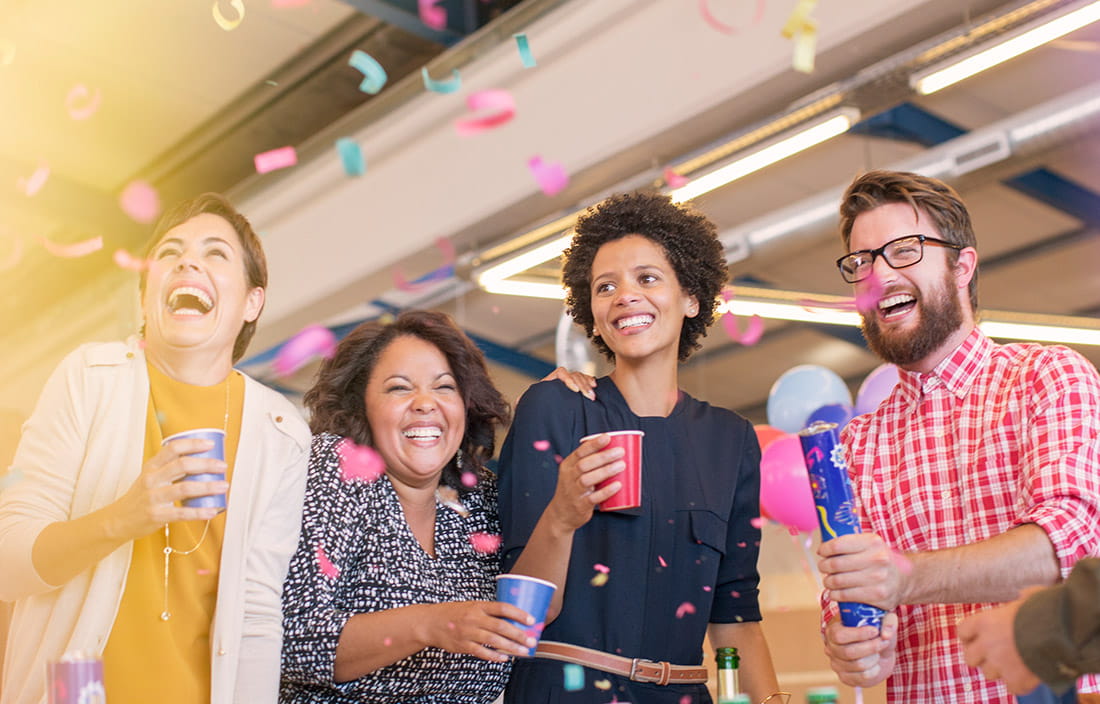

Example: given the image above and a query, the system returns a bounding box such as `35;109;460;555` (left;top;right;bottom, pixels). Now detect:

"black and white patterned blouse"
280;433;509;704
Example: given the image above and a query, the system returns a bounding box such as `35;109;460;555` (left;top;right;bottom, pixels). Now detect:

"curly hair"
839;170;978;311
140;193;268;362
561;191;729;361
303;310;511;491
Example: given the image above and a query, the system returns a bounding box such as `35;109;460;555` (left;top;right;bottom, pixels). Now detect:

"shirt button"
126;352;134;359
963;681;972;691
217;648;226;656
275;416;283;423
942;490;952;500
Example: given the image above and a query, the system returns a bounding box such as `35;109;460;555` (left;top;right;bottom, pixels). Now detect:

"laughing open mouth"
878;293;916;319
168;286;213;315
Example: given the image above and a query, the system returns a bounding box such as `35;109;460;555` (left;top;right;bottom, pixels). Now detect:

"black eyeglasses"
836;234;963;284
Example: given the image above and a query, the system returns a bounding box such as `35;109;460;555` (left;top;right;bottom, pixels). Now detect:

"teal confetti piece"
348;50;387;95
514;33;536;68
0;468;24;492
562;663;584;691
335;138;366;177
421;66;462;94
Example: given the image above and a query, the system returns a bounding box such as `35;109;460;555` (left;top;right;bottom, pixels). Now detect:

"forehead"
591;234;671;273
371;335;452;379
849;202;941;251
154;212;240;250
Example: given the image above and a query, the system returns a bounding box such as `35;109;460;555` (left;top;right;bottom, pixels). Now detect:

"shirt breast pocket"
688;509;728;557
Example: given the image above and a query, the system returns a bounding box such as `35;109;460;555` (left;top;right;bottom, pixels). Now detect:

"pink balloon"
759;435;816;533
753;424;785;452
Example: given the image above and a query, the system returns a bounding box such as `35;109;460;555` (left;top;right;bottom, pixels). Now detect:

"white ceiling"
2;0;1099;426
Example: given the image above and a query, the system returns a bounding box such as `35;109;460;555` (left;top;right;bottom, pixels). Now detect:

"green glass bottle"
806;685;839;703
715;647;741;703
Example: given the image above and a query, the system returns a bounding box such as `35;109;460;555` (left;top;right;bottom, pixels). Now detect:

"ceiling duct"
722;79;1100;263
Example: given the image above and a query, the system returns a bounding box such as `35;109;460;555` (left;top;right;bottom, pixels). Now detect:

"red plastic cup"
581;430;644;511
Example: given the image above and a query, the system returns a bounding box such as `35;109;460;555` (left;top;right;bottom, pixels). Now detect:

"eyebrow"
592;263;666;281
382;371;456;383
155;236;234;249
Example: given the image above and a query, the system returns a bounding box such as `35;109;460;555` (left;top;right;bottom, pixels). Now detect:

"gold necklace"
157;374;231;622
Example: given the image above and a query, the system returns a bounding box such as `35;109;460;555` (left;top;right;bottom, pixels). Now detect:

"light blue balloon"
767;365;854;433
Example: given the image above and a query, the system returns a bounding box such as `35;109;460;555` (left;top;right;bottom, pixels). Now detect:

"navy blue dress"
498;377;763;703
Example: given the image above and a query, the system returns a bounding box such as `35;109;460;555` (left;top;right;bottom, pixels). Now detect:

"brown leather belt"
533;640;709;686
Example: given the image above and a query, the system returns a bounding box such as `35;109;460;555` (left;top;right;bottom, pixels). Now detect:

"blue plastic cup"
495;574;556;656
162;428;226;510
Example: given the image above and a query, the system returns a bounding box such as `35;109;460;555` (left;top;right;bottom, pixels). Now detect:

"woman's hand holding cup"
546;434;625;531
424;601;537;662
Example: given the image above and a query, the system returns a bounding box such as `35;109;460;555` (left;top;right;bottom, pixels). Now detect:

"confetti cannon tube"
799;420;885;630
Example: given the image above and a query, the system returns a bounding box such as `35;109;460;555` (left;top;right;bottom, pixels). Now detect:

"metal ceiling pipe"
720;79;1100;264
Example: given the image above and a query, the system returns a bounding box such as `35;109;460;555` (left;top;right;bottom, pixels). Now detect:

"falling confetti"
254;145;298;174
750;516;767;529
663;167;688;189
393;236;455;291
514;33;536;68
702;585;711;592
18;163;49;197
212;0;246;30
658;555;668;568
274;324;336;376
675;601;696;618
460;471;478;488
528;156;569;196
315;543;339;579
590;572;609;587
65;84;101;121
563;663;585;691
533;440;551;452
680;697;693;704
335;137;366;177
454;90;516;136
337;438;385;483
196;568;212;576
418;0;446;30
854;271;885;314
119;180;161;224
38;235;103;259
594;679;612;691
349;50;387;94
421;66;461;94
720;288;764;346
593;563;610;573
698;0;766;35
113;249;148;272
383;637;393;646
781;0;818;73
468;532;502;554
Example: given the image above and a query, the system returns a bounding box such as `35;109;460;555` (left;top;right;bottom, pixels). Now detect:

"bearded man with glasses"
815;170;1100;703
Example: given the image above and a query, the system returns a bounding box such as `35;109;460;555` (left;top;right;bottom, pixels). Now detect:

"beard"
860;268;964;367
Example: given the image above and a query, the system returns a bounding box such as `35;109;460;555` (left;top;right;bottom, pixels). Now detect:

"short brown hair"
304;310;511;492
839;170;978;311
561;191;728;361
141;193;268;362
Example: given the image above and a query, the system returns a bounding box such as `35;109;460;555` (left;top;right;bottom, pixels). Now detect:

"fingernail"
526;637;537;647
526;615;535;625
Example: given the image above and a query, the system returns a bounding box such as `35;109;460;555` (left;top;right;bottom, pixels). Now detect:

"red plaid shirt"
841;328;1100;703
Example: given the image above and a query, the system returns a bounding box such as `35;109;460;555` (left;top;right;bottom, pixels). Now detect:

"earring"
455;447;464;470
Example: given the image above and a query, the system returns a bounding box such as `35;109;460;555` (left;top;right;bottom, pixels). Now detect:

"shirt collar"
896;327;991;402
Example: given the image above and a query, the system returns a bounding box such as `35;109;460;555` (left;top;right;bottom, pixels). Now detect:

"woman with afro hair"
497;191;780;703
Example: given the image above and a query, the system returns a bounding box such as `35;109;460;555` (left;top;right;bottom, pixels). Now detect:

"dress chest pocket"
687;509;728;556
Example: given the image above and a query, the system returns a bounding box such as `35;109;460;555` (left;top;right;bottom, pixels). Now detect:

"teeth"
878;294;915;311
168;286;213;313
403;427;442;439
616;314;654;329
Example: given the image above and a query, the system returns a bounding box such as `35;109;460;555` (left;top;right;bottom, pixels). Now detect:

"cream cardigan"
0;338;309;704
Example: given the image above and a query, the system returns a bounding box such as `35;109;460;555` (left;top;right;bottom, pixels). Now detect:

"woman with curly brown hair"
279;310;536;704
498;191;780;703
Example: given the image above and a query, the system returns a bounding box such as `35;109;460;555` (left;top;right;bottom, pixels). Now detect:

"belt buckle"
628;657;655;682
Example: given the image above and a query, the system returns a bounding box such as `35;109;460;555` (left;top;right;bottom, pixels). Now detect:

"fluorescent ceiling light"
720;299;862;327
978;320;1100;347
481;278;567;299
668;108;860;203
476;234;572;289
912;0;1100;95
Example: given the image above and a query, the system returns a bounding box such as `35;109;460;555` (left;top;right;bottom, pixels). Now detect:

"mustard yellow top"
103;362;243;703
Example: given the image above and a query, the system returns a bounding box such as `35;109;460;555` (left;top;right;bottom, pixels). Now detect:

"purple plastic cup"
495;574;556;656
162;428;226;510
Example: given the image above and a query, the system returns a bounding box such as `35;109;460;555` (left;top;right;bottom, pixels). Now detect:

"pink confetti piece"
750;516;766;529
393;236;456;291
212;0;246;31
18;163;49;197
730;590;740;598
254;145;298;175
680;697;693;704
698;0;766;34
663;168;688;189
315;543;340;579
461;471;478;488
274;324;337;376
418;0;446;31
119;180;161;224
0;237;24;272
468;532;502;553
533;440;551;451
553;454;563;464
702;585;711;592
196;568;212;576
65;84;101;121
675;601;696;618
528;156;569;196
454;90;516;136
337;438;385;483
113;248;148;272
658;555;668;568
720;289;764;345
38;235;102;259
854;271;885;314
593;563;610;574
